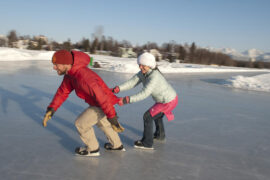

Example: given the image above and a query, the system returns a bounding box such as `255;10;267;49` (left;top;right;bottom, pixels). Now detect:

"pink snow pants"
149;96;178;121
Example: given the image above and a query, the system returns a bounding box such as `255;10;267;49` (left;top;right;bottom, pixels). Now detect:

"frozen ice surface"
1;61;270;180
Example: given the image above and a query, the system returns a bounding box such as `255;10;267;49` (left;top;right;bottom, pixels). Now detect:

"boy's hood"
68;50;90;75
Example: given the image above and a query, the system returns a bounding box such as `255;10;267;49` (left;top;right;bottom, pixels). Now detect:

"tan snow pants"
75;106;122;151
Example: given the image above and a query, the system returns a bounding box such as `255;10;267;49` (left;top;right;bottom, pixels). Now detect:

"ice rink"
1;61;270;180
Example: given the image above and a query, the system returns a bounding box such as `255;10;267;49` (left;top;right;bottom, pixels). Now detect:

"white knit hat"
137;52;156;69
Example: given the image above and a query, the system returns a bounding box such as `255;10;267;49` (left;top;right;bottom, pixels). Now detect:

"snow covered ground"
1;47;270;93
1;48;270;180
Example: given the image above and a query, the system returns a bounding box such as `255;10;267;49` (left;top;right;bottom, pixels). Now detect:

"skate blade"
105;148;126;152
154;138;166;143
134;145;154;150
75;152;100;157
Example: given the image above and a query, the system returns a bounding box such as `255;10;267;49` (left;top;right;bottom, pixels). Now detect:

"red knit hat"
52;50;73;64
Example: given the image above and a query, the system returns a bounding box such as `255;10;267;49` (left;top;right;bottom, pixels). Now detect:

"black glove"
107;116;125;133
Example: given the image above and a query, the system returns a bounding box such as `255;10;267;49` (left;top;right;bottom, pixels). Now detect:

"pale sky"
1;0;270;52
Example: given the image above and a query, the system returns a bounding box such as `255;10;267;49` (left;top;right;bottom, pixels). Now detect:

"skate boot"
75;146;100;156
134;140;154;150
104;143;126;151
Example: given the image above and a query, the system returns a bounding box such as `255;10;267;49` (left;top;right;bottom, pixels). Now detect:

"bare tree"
99;35;106;51
93;25;104;41
7;30;18;47
62;39;72;51
90;37;98;54
111;41;119;56
188;42;196;63
106;36;114;52
145;42;159;50
178;45;186;61
81;38;90;52
119;40;132;48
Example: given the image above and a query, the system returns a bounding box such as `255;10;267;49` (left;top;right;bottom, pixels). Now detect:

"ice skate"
104;143;126;151
75;146;100;157
134;140;154;150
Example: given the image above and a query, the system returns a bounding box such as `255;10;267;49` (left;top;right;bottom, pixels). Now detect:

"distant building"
12;39;30;49
28;41;39;49
0;35;8;47
34;35;48;43
118;47;137;58
42;44;53;51
249;57;256;62
149;49;162;61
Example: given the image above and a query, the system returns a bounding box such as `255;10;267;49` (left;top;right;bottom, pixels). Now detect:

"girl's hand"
111;86;120;94
118;96;130;106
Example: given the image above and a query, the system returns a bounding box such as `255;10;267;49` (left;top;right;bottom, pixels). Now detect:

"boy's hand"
42;108;55;127
107;116;125;132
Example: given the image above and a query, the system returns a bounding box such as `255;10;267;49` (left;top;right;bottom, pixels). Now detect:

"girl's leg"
141;111;164;147
154;113;165;140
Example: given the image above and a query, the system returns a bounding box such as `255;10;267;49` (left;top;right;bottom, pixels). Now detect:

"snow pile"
224;73;270;92
0;47;54;61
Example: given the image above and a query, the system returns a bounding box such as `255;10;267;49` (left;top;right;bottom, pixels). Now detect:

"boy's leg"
95;108;122;148
75;107;100;151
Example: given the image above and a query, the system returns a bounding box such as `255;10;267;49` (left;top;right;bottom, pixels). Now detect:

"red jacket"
48;50;119;119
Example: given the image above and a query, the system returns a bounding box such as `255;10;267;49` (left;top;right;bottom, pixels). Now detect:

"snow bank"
91;54;269;74
0;47;54;61
1;47;270;92
1;47;269;74
224;73;270;92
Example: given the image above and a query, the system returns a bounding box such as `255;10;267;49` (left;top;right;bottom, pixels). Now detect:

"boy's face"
53;64;71;75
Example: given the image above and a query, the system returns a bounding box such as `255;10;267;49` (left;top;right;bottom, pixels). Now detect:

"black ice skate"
134;140;154;150
104;143;126;151
75;146;100;157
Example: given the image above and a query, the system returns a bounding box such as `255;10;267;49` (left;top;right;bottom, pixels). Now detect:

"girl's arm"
129;74;158;103
118;73;141;92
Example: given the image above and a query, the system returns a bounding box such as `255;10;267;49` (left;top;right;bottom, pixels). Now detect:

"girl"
112;52;178;149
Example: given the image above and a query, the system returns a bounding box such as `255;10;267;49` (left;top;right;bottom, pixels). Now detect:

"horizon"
1;0;270;52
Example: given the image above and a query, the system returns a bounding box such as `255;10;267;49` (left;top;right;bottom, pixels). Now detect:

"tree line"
1;30;269;69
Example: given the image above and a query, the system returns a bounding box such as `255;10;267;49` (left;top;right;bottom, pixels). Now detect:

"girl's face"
139;64;151;74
